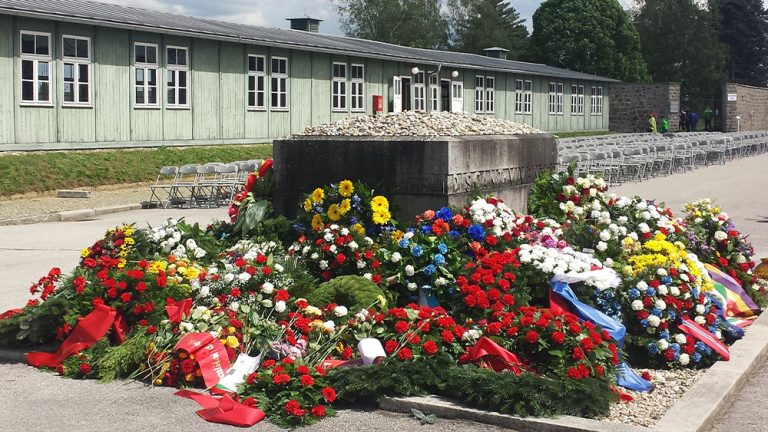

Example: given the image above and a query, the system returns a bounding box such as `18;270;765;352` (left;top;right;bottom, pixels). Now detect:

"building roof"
0;0;620;83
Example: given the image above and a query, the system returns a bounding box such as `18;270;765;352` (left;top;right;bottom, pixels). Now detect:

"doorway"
401;77;412;111
440;79;450;112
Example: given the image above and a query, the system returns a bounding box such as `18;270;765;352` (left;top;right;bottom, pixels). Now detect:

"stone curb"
379;311;768;432
0;203;143;226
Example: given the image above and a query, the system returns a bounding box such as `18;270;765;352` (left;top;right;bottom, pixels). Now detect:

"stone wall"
609;83;681;133
273;135;557;221
722;83;768;132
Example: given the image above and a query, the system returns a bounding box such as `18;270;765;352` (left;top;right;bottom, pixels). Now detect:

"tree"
447;0;529;59
715;0;768;86
634;0;726;103
335;0;449;50
528;0;649;82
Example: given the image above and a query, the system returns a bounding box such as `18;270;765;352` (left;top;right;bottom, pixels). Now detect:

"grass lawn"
0;145;272;197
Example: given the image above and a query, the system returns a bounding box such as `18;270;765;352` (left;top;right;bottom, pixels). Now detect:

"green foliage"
528;167;567;223
0;145;271;197
335;0;450;49
0;296;68;346
305;276;388;311
530;0;649;82
95;332;152;382
447;0;529;59
232;200;270;237
716;0;768;86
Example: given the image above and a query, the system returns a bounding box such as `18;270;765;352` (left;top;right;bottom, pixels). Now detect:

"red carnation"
300;374;315;387
394;320;410;334
321;386;337;403
422;340;439;356
272;373;291;385
311;405;326;418
284;399;306;416
296;365;310;374
552;331;566;344
397;347;414;360
525;330;540;344
79;363;92;375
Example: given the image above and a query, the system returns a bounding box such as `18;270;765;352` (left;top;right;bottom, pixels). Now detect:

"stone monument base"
273;134;557;221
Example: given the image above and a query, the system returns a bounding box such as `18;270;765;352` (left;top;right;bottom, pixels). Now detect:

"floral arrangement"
290;224;378;281
297;180;394;234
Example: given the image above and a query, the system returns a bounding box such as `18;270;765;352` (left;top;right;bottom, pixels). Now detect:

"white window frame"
247;54;266;111
485;76;495;113
573;84;585;115
523;80;533;114
270;56;288;111
61;34;91;107
552;82;563;115
548;82;557;114
413;71;426;111
474;75;485;113
591;86;604;115
570;84;578;115
133;42;159;108
165;45;189;109
20;30;53;106
514;79;523;114
429;73;439;112
332;62;347;112
350;63;365;112
451;80;464;113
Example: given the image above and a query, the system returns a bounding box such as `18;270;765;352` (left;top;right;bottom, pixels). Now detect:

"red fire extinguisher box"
372;95;383;113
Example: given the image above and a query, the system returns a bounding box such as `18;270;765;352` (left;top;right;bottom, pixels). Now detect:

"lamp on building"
451;70;459;78
411;66;420;75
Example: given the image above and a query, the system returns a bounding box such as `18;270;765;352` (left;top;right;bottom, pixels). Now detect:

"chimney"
287;17;322;33
482;47;510;60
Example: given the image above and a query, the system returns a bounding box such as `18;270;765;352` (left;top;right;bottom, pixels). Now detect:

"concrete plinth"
274;134;557;221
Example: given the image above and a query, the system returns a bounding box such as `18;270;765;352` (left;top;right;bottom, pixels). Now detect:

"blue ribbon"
551;281;653;392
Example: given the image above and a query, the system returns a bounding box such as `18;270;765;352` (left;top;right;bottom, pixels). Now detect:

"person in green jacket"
703;107;714;131
648;112;657;133
660;116;670;133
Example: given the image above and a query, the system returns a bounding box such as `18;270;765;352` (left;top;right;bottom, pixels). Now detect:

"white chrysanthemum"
261;282;274;294
596;241;608;252
405;265;415;277
675;334;687;344
658;284;669;295
334;306;348;317
679;353;690;365
695;304;706;314
319;260;329;270
238;272;251;283
274;301;286;313
655;299;667;310
631;300;644;311
391;252;402;263
648;315;661;327
657;339;669;350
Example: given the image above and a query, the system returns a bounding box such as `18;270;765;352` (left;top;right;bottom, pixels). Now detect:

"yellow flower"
303;198;313;212
80;248;90;258
125;237;135;245
352;223;365;236
311;214;324;230
371;195;389;212
148;260;167;274
338;180;354;197
328;204;342;222
372;209;391;225
393;230;404;241
339;199;351;215
225;335;240;348
117;259;126;268
123;227;134;236
182;266;200;280
311;188;325;204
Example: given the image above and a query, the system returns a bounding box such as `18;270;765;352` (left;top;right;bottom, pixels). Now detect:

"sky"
97;0;643;35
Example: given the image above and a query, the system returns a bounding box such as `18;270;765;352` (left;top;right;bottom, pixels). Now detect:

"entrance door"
401;77;412;111
451;81;463;112
440;79;450;112
392;76;402;113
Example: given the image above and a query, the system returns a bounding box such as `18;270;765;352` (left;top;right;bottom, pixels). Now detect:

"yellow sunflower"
311;214;324;230
338;180;354;197
338;198;351;215
371;195;389;212
303;198;313;212
372;209;391;225
327;204;342;222
311;188;325;204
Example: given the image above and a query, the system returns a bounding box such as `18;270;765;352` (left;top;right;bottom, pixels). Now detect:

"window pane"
77;39;88;58
167;88;175;104
248;56;256;72
136;68;145;85
271;77;277;90
280;94;286;107
78;84;89;102
146;46;156;64
135;45;146;63
22;81;33;101
280;60;286;74
167;48;177;65
36;35;49;55
179;89;187;105
257;93;264;107
272;58;279;73
64;63;74;81
38;82;49;101
63;38;77;57
257;77;264;91
167;70;175;87
21;34;35;54
148;86;157;104
248;92;255;107
179;71;186;87
136;87;145;104
78;64;89;83
256;57;264;72
64;83;75;102
248;76;255;91
38;62;49;80
271;92;278;107
21;60;33;80
148;69;157;86
178;49;187;66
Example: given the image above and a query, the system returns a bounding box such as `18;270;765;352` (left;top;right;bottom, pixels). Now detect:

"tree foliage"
634;0;726;102
447;0;529;59
715;0;768;86
334;0;450;49
529;0;649;82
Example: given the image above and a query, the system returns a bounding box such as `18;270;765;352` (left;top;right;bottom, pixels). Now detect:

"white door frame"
392;76;402;113
451;80;464;113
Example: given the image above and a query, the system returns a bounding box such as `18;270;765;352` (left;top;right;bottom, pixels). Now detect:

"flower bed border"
380;309;768;432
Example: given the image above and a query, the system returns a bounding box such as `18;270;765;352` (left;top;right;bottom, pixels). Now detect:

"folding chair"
147;166;178;208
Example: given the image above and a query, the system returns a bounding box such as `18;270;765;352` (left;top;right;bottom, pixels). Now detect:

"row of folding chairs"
147;160;264;208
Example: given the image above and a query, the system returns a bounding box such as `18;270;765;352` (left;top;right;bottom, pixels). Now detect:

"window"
514;79;523;114
270;57;288;110
247;54;266;109
413;71;425;111
61;35;91;106
523;80;533;114
134;43;159;107
549;82;563;115
591;86;603;115
20;31;52;105
485;77;495;113
351;64;365;112
166;46;188;108
429;73;439;111
571;84;585;115
332;62;347;111
474;76;485;113
548;83;556;114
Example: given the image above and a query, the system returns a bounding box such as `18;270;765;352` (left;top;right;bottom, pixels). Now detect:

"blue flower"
292;223;306;232
659;331;670;340
647;343;659;354
424;264;436;276
670;343;681;353
628;289;640;300
646;288;657;297
434;254;446;266
412;245;424;257
468;225;485;241
667;311;677;321
350;217;359;225
420;225;433;234
640;318;649;328
692;352;702;362
436;207;453;221
398;239;410;249
449;230;459;237
352;194;361;206
662;276;673;284
438;243;448;254
651;308;662;317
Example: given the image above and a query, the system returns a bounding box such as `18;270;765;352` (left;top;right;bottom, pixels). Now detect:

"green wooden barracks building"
0;0;618;150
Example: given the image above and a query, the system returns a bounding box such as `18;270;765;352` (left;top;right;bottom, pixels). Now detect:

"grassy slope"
0;145;272;197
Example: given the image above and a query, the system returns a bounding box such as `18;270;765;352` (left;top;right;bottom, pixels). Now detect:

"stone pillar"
273;135;557;221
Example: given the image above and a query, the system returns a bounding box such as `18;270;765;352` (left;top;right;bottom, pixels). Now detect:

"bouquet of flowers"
290;224;378;281
296;180;394;235
229;158;275;234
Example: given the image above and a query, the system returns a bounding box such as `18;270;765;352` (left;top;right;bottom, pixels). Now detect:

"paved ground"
0;156;767;431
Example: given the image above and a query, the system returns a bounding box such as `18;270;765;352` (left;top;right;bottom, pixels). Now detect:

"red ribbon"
0;308;22;320
175;333;231;388
175;390;265;427
165;298;193;323
678;316;730;361
27;303;117;368
469;337;524;375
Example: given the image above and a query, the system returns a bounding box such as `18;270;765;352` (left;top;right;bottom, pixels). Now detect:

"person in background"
679;110;688;132
660;115;670;133
688;110;698;132
704;107;714;131
648;112;657;133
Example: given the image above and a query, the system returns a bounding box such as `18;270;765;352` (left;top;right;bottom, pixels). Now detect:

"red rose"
572;347;585;360
300;374;315;387
79;363;92;375
311;405;326;418
397;347;414;360
580;338;595;351
296;365;310;374
272;373;291;385
284;399;306;416
422;340;439;356
321;386;337;403
120;292;132;303
552;331;566;344
441;330;455;344
394;320;410;333
525;330;539;344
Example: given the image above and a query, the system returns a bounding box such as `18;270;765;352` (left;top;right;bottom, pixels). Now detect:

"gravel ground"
602;369;705;427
